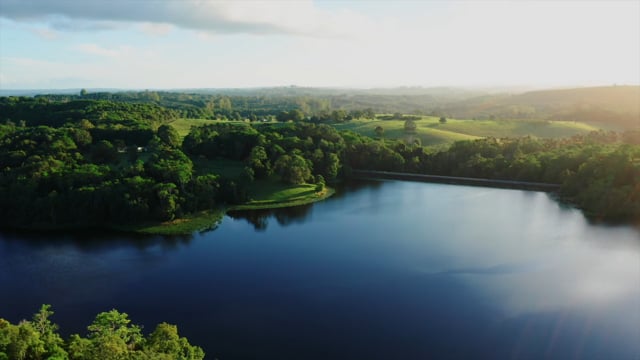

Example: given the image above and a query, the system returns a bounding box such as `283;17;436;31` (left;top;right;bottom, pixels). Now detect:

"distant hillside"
443;86;640;129
3;85;637;128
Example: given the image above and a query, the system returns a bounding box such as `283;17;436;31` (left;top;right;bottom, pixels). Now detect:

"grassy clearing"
431;119;601;138
231;179;335;210
115;209;225;236
333;117;478;146
333;116;601;146
168;118;219;138
169;118;254;139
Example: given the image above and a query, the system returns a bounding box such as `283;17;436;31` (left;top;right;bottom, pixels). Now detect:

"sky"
0;0;639;90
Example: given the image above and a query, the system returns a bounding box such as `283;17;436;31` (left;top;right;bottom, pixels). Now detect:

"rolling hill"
442;86;640;129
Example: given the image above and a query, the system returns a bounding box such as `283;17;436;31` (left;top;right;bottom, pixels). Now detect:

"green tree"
289;109;305;122
2;306;205;360
323;152;340;180
157;124;181;148
146;147;194;186
85;309;143;359
374;126;384;138
404;119;417;133
145;323;205;360
274;154;312;184
9;321;45;360
32;305;67;359
315;174;325;192
91;140;118;164
276;111;290;122
67;335;92;360
79;119;94;130
153;182;180;221
247;146;271;178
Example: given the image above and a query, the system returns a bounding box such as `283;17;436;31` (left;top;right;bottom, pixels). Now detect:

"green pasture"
168;118;259;138
234;179;334;210
332;116;601;146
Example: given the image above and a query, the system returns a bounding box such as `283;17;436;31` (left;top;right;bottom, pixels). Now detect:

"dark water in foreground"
1;181;639;359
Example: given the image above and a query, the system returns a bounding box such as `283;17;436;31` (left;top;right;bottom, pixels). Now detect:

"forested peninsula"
1;90;638;234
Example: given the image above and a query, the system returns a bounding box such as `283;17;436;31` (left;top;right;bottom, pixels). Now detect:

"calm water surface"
1;181;639;359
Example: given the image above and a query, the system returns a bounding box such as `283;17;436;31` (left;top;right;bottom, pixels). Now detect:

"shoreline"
141;186;336;234
1;187;336;236
125;186;335;235
350;170;561;192
228;187;335;211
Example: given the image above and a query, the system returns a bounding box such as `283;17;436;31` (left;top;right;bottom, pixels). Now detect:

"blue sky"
1;0;638;89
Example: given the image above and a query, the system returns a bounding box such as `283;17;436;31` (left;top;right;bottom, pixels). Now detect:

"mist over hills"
439;86;639;129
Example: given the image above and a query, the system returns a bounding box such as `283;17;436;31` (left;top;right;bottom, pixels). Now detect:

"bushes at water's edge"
0;305;204;360
561;145;640;220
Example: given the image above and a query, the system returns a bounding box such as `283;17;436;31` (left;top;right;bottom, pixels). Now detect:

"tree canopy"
0;305;204;360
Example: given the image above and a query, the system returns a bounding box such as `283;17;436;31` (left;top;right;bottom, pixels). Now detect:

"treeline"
0;97;638;228
29;91;372;121
0;305;204;360
0;97;177;146
0;97;176;128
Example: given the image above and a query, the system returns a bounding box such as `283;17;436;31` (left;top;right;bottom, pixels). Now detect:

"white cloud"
0;0;371;38
31;27;58;40
139;22;174;37
76;43;125;57
1;1;637;88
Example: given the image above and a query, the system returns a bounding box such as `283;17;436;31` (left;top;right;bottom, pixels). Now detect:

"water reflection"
226;180;385;231
227;204;314;231
0;228;194;252
1;180;639;360
0;229;198;320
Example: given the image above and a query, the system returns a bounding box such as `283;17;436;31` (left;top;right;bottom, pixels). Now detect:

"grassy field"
233;180;335;210
168;118;220;138
432;119;600;138
332;116;601;146
333;117;478;146
168;118;260;138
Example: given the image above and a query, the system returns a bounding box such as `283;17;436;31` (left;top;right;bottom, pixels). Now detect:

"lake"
1;180;639;359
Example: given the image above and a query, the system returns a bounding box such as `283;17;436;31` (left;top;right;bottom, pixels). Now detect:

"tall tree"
157;124;181;148
404;119;417;133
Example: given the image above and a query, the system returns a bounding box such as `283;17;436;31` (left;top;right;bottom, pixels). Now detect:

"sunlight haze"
0;0;638;89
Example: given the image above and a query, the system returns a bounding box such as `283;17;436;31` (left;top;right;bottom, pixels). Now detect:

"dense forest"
0;305;204;360
0;93;638;231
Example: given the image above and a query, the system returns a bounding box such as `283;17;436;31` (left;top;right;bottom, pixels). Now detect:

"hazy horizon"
1;1;639;90
1;84;638;96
